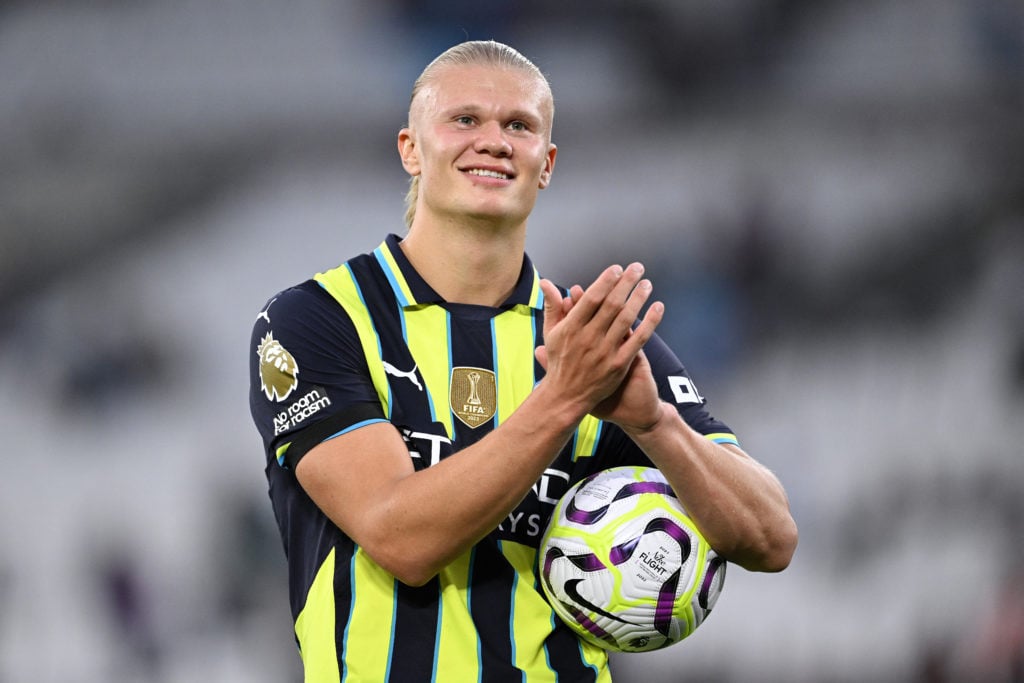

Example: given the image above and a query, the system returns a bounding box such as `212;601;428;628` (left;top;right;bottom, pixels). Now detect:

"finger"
539;279;566;335
619;299;664;359
587;262;647;332
588;267;650;344
559;285;581;317
614;277;654;337
534;345;549;370
563;264;623;323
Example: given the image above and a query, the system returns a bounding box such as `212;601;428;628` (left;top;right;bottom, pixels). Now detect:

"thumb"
534;345;549;370
539;279;565;336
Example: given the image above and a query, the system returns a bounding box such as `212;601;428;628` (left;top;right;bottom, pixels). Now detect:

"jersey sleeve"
644;332;738;446
248;280;386;469
591;332;739;470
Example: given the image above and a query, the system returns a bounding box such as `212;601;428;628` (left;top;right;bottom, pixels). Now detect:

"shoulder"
257;243;383;326
256;280;337;320
250;279;358;352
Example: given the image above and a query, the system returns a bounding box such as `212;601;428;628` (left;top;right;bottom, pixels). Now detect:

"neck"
400;217;527;307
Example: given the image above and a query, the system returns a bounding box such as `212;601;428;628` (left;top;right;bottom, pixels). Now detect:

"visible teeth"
467;169;509;180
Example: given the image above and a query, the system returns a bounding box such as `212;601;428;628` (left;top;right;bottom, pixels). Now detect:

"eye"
455;115;475;126
508;120;528;132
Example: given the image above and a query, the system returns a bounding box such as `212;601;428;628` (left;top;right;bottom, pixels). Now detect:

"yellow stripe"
527;268;543;308
499;541;611;679
586;642;613;682
403;305;454;439
294;549;340;683
705;432;739;446
275;442;290;467
434;551;480;680
492;305;537;425
375;241;417;306
572;415;603;460
314;267;390;416
500;541;557;678
343;548;397;681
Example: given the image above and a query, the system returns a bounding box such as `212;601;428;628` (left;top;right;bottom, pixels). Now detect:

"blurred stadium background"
1;1;1022;681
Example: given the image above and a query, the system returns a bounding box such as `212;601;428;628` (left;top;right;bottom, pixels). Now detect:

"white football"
539;466;726;652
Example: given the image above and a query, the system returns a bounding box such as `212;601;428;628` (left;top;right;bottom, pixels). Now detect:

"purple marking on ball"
643;517;692;559
698;556;726;610
567;605;620;648
654;569;682;636
613;480;676;502
565;478;676;525
568;552;608;572
609;535;641;565
564;497;608;525
543;547;562;577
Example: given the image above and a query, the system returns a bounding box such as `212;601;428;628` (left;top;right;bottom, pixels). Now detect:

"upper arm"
295;421;415;550
250;282;416;544
249;282;383;467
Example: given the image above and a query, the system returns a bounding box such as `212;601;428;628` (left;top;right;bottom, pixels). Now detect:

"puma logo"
256;298;277;325
383;361;423;392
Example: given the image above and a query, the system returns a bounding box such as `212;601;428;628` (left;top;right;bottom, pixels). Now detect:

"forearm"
314;379;587;586
622;401;798;572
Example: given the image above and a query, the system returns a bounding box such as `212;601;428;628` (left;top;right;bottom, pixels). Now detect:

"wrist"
620;401;674;438
529;378;591;433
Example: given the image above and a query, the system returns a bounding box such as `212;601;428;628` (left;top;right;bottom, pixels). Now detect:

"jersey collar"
374;233;543;310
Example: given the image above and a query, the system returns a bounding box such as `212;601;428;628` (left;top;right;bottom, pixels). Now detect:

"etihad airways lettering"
502;511;544;538
496;468;573;539
532;467;570;505
395;433;574;540
401;428;452;467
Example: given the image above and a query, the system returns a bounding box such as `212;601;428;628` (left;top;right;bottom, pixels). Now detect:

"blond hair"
403;40;553;228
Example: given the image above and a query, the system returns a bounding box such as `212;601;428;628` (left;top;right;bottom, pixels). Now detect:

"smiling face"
398;63;557;231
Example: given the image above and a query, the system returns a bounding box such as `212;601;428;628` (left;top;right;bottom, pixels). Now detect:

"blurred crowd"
1;1;1022;681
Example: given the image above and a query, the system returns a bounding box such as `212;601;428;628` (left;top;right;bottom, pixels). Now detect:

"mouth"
465;168;513;181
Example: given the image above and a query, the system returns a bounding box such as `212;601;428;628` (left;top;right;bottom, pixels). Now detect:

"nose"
474;120;512;157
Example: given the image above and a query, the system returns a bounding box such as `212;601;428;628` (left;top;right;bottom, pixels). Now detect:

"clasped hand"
535;263;666;431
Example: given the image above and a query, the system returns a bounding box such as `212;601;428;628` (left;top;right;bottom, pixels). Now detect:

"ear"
398;127;421;176
538;143;557;189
